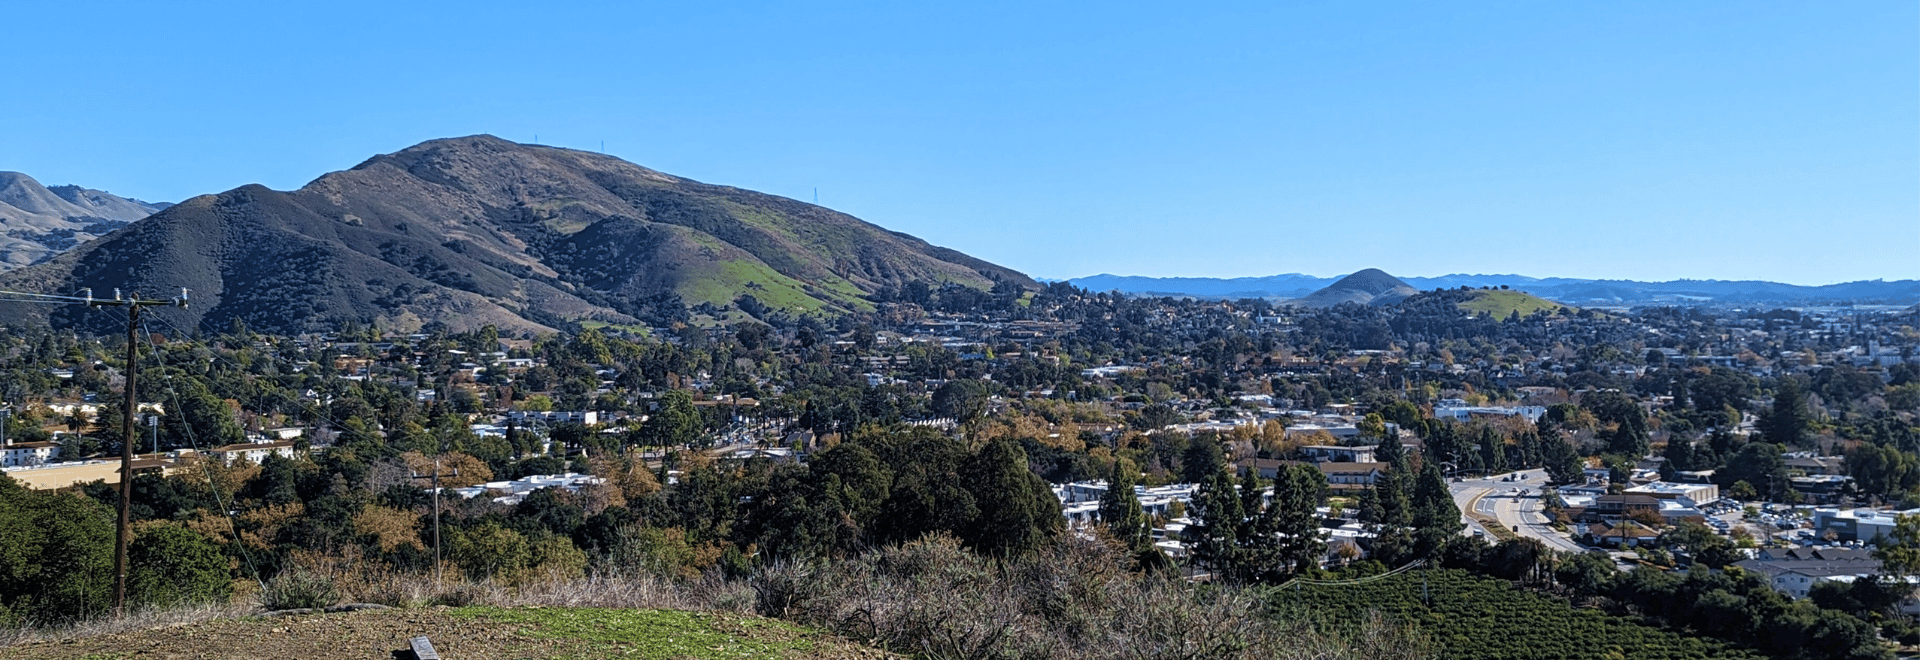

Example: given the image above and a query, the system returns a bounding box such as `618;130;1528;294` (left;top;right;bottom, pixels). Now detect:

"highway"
1449;469;1587;554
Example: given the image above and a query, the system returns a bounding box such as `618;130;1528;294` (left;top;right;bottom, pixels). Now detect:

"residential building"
208;440;298;466
1299;445;1375;463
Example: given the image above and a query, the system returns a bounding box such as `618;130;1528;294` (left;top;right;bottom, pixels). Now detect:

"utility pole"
410;456;458;583
88;288;187;615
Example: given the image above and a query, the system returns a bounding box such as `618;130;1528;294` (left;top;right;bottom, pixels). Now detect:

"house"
1784;454;1845;476
446;472;606;506
1235;458;1287;479
1584;521;1661;547
208;440;298;466
1318;462;1387;492
1789;475;1852;504
1299;445;1375;463
1;440;59;467
1431;405;1547;423
1735;550;1882;599
1672;469;1716;484
507;410;599;426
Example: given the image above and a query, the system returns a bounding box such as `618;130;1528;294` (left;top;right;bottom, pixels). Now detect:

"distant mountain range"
0;135;1032;335
1069;272;1920;306
0;172;167;271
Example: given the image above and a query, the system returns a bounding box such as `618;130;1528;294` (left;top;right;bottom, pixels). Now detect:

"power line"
137;315;268;591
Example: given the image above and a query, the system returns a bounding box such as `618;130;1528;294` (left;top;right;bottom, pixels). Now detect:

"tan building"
3;457;174;489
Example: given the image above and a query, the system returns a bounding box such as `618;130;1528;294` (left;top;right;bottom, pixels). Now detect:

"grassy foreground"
6;606;895;660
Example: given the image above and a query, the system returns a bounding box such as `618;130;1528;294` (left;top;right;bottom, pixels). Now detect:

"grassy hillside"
5;607;892;660
1457;289;1565;318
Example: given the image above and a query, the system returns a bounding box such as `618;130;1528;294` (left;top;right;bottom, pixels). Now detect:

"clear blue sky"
3;1;1914;285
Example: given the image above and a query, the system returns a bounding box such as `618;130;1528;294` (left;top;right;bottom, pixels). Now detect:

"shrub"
258;569;339;611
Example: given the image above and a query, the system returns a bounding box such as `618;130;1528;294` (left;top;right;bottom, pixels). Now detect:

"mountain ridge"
1068;272;1920;305
0;172;168;271
0;135;1033;335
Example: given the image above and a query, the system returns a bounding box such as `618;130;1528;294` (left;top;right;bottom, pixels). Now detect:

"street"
1449;469;1587;554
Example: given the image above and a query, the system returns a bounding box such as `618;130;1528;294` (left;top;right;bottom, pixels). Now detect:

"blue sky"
3;1;1914;285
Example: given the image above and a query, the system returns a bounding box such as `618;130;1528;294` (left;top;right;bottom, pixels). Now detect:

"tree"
1582;390;1649;457
448;520;532;582
1542;434;1584;484
1185;467;1244;581
1875;514;1920;584
642;390;701;448
1661;435;1697;478
1098;459;1151;554
0;477;115;622
1554;550;1617;598
809;442;893;535
128;522;231;606
1847;443;1920;502
1357;413;1389;441
1180;436;1227;485
931;379;989;423
1721;442;1788;502
1761;378;1812;447
1662;521;1741;569
958;439;1062;557
1411;459;1463;558
1263;462;1328;580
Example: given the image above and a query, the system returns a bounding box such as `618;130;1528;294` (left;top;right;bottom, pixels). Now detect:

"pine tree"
1761;377;1811;447
958;438;1062;557
1185;467;1244;582
1098;459;1151;553
1181;437;1227;485
1269;463;1328;579
1411;459;1463;558
1543;434;1583;484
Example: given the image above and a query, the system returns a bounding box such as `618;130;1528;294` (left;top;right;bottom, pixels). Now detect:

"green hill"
1456;289;1566;318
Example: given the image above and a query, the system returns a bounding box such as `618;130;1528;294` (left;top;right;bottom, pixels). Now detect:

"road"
1449;469;1586;554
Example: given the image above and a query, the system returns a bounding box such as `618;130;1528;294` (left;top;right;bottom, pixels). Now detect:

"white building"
447;472;607;506
507;410;599;426
208;440;298;465
1624;481;1720;506
1;441;59;467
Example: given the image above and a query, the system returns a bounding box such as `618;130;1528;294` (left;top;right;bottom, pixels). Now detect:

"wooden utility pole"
410;457;457;583
88;288;186;615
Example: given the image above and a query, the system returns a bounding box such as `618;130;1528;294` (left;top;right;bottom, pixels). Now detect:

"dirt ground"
1;607;898;660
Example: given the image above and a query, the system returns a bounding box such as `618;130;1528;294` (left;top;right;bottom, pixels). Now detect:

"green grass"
578;320;653;336
455;607;821;660
1457;290;1565;319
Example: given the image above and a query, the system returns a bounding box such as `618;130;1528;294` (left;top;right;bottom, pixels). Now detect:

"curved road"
1449;469;1586;554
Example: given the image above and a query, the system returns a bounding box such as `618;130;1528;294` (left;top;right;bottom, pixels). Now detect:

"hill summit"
0;135;1033;335
0;172;167;271
1295;268;1418;307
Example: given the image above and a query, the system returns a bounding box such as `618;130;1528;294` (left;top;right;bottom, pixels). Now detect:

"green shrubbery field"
1267;568;1765;660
